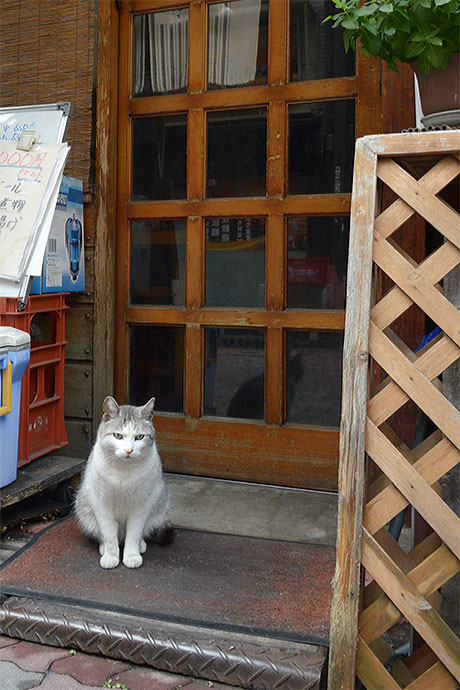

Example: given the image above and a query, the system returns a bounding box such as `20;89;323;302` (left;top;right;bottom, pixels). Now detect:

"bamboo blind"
0;0;95;186
328;131;460;689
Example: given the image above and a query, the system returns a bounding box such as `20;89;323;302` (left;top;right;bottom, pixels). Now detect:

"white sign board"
0;103;71;145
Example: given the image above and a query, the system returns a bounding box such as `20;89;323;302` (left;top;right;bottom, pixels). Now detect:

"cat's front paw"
100;553;120;569
123;552;143;568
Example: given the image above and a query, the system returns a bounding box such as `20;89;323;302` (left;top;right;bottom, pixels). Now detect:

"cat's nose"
125;448;133;455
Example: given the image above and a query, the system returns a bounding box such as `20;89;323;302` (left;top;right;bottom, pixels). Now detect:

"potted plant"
324;0;460;125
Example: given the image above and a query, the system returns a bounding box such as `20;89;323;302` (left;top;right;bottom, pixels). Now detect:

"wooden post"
327;139;377;689
93;0;119;429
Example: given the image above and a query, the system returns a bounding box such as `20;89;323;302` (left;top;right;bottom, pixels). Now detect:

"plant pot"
414;52;460;126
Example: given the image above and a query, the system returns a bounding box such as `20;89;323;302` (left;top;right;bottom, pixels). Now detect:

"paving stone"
29;672;99;690
0;639;70;672
0;635;20;649
111;666;193;690
50;651;131;686
0;660;44;690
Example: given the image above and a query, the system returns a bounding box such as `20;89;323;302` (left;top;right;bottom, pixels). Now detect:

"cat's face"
98;396;156;462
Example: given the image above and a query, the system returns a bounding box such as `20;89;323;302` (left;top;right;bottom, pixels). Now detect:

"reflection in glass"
130;220;186;306
205;218;265;307
204;328;265;419
288;100;355;194
286;330;344;426
207;108;267;197
132;115;187;201
289;0;355;81
208;0;268;89
133;9;189;97
130;325;184;412
287;216;349;309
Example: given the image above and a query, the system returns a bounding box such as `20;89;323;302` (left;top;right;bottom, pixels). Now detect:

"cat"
75;396;174;569
226;351;305;420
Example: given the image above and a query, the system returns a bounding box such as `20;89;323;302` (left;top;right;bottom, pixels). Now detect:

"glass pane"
286;330;343;426
288;100;355;194
287;216;349;309
205;218;265;307
290;0;355;81
130;220;186;306
130;325;184;413
207;108;266;197
132;115;186;201
133;9;189;97
204;328;265;419
208;0;268;90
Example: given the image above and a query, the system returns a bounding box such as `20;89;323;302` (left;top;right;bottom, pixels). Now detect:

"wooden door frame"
92;0;119;436
98;0;386;489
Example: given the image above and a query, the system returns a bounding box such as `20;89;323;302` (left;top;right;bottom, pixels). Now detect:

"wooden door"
116;0;381;490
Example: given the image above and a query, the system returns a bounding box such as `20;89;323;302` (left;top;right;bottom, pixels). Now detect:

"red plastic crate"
0;293;69;466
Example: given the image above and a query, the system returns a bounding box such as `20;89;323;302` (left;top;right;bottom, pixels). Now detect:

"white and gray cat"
75;396;174;569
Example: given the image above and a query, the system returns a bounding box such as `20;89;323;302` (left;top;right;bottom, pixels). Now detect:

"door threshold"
0;595;328;689
166;473;338;546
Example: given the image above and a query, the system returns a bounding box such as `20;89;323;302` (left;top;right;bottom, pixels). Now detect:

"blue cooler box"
0;327;31;488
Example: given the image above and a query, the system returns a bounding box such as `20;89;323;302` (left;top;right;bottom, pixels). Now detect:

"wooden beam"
327;139;377;690
93;0;119;428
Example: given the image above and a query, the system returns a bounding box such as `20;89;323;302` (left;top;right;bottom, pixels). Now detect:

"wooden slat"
362;528;460;682
405;662;459;690
356;636;401;690
371;241;460;330
372;234;460;347
267;100;287;198
364;436;460;535
363;131;460;157
268;0;288;86
369;322;460;448
360;541;459;644
127;194;352;219
377;158;460;250
128;77;359;115
375;155;460;240
186;215;204;309
188;0;206;95
369;636;414;687
327;139;378;690
125;306;345;330
265;327;284;426
266;214;285;312
187;109;205;201
363;531;442;608
368;334;460;426
366;419;460;558
184;323;202;418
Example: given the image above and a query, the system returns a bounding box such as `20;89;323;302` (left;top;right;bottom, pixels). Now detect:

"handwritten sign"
0;141;69;280
0;107;68;144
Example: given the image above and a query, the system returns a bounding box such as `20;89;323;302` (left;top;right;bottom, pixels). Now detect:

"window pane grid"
126;1;348;432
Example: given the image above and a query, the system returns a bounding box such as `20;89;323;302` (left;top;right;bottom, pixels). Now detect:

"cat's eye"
135;434;144;440
113;433;123;440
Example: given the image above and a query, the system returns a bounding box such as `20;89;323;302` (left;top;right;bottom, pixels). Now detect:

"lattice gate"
328;131;460;689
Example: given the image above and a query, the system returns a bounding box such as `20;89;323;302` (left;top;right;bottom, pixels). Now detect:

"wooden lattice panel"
328;132;460;690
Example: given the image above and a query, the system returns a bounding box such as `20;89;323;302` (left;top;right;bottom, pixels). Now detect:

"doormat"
0;518;335;645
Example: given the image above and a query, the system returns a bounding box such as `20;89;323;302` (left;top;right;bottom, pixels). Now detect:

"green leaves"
324;0;460;72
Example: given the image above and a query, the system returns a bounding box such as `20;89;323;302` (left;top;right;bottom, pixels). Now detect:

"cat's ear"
102;396;119;420
140;397;155;420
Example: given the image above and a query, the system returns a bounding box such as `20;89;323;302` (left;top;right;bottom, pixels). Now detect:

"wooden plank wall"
0;0;97;458
328;131;460;689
